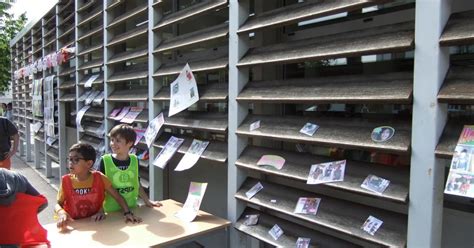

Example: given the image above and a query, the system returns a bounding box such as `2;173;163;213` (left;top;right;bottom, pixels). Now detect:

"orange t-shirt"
57;172;112;204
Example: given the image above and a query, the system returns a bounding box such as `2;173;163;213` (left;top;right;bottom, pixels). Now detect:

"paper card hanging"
168;63;199;117
144;113;165;148
153;136;184;169
76;105;91;132
84;74;100;88
174;139;209;171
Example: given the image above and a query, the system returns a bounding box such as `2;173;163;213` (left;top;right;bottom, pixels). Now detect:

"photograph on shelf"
120;107;143;124
307;160;346;185
175;139;209;171
268;224;284;241
293;197;321;215
243;214;259;226
361;215;383;236
257;155;285;170
249;120;260;131
113;106;131;121
371;126;395;142
300;122;319;137
153;136;184;169
169;63;199;117
245;182;263;199
144;113;165;148
361;174;391;195
445;125;474;198
296;237;311;248
175;182;208;222
109;107;122;119
134;128;146;146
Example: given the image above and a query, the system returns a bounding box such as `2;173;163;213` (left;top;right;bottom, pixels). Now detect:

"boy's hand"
91;210;106;222
56;211;74;231
124;212;142;224
145;200;162;208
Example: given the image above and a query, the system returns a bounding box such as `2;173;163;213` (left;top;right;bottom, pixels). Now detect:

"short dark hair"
69;143;96;162
109;124;136;144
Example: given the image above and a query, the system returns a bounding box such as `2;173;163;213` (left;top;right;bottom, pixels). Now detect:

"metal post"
228;0;250;247
408;0;451;247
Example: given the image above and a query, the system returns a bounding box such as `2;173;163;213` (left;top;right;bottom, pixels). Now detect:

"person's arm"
104;186;142;223
138;184;162;208
5;133;19;159
55;202;73;230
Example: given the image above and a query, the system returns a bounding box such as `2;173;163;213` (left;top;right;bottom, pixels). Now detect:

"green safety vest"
102;154;139;213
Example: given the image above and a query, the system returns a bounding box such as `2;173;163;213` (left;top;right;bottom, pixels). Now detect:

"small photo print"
294;197;321;215
243;214;259;226
190;87;195;98
250;120;261;131
444;170;474;198
450;144;474;173
300;123;319;137
245;182;264;199
257;155;285;170
361;174;391;194
296;237;311;248
307;160;346;185
268;224;284;241
361;216;383;236
371;126;395;142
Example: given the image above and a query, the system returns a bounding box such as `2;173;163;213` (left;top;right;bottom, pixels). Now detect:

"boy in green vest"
99;124;162;213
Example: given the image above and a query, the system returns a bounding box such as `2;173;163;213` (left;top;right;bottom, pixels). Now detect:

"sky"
10;0;56;20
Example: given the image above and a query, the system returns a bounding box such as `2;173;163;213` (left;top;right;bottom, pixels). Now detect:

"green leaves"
0;2;26;93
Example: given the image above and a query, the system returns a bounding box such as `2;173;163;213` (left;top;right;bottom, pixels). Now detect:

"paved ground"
10;155;58;225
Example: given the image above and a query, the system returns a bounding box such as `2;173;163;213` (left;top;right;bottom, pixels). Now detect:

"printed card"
268;224;284;241
361;174;390;194
307;160;346;185
250;120;261;131
300;123;319;136
361;216;383;236
245;182;263;199
294;197;321;215
243;214;259;226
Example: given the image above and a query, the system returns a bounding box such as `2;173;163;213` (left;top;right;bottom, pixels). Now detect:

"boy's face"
110;135;133;156
68;151;92;175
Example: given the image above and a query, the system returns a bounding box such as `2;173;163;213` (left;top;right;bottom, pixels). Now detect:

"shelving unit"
9;0;474;247
436;8;474;212
76;0;105;164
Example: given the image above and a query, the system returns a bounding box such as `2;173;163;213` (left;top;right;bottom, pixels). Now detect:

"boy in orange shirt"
55;143;141;230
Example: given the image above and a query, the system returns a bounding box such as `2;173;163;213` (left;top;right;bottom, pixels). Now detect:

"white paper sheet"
175;182;208;222
84;74;100;88
76;105;91;132
174;139;209;171
169;63;199;117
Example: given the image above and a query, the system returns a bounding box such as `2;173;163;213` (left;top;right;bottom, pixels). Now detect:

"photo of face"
371;126;395;142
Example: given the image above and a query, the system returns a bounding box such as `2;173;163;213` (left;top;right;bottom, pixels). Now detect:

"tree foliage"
0;2;26;93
